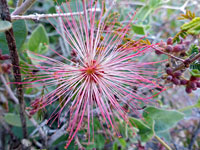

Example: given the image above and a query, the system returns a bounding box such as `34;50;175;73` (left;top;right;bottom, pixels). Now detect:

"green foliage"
149;0;166;8
0;20;12;32
178;10;195;20
187;45;200;73
131;0;168;35
190;69;200;77
25;24;49;65
190;63;200;72
181;17;200;35
143;107;184;133
55;0;66;5
4;113;38;127
130;117;154;142
53;134;76;150
173;30;188;43
181;17;200;30
135;5;153;23
28;24;49;53
60;0;83;12
131;24;146;35
113;138;127;150
0;20;27;54
130;106;184;142
188;44;199;55
174;12;200;42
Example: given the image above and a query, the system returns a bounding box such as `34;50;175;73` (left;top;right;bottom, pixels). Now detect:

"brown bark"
0;0;27;138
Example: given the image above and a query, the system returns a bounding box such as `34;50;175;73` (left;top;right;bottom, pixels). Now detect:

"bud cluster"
0;50;12;74
156;37;190;57
166;67;200;93
166;68;182;85
185;76;200;93
158;37;200;94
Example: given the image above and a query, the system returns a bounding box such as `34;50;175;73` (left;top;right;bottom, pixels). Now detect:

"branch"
173;52;200;72
0;74;19;104
75;136;83;149
11;8;101;20
48;124;67;145
17;0;23;7
0;74;47;145
153;47;184;62
12;0;37;15
26;111;47;142
0;0;27;138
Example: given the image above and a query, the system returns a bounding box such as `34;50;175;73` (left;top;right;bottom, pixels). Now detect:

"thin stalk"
155;135;172;150
11;7;101;20
12;0;37;15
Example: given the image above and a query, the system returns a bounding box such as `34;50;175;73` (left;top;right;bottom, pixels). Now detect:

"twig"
17;0;23;7
0;0;27;138
173;53;200;72
153;47;184;62
26;111;48;146
48;124;67;145
0;74;47;145
0;93;7;103
29;120;48;138
0;74;19;104
11;8;101;20
12;0;37;15
188;121;200;150
75;136;84;149
118;0;190;13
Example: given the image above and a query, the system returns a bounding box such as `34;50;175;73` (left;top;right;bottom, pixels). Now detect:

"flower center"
85;66;96;75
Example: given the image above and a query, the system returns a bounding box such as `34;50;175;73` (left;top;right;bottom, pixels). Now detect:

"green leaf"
135;6;153;22
181;17;200;31
143;107;184;133
28;24;49;54
26;50;47;65
129;117;154;142
118;138;126;148
190;63;200;71
0;19;27;54
0;20;12;32
55;0;67;5
131;24;146;35
95;134;105;149
190;69;200;77
60;0;82;12
188;44;199;55
187;24;200;35
4;113;36;127
113;142;118;150
149;0;162;8
156;131;171;142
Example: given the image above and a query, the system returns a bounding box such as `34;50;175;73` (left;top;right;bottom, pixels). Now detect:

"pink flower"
23;0;164;149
